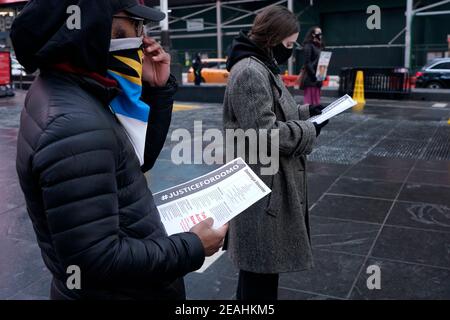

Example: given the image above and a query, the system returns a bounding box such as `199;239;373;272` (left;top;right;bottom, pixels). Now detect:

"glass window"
431;62;450;70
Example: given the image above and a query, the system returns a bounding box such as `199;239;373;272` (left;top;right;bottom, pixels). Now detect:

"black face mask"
272;43;293;65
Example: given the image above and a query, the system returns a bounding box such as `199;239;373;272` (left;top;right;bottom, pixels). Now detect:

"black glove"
313;120;329;137
309;104;326;117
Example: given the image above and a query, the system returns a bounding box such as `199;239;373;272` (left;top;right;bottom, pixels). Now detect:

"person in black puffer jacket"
11;0;227;300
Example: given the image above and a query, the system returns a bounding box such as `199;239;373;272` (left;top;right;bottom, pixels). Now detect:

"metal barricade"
339;67;412;99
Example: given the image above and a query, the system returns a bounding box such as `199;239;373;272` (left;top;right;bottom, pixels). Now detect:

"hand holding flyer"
154;158;271;235
308;94;357;124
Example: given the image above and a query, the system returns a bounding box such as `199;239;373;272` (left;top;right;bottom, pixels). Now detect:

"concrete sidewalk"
1;90;449;299
174;84;450;104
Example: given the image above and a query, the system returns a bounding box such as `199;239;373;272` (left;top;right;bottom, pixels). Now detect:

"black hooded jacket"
226;31;280;75
11;0;118;75
302;41;322;88
12;0;205;300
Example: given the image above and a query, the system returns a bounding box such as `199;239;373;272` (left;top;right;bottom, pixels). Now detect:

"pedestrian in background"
192;52;203;86
224;6;328;301
302;26;325;105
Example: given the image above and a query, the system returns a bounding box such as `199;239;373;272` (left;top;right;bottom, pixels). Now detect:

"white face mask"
109;37;143;52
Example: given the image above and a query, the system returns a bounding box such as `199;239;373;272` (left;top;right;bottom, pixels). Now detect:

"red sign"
0;52;11;85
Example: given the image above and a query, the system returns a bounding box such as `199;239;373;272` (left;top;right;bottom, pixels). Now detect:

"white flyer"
308;94;357;124
154;158;271;236
315;51;332;81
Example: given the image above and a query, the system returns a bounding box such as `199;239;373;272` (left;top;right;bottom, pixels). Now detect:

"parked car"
9;53;28;77
187;58;229;84
11;58;27;77
415;58;450;89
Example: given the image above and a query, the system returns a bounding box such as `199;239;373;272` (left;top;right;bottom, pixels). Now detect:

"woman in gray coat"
223;6;329;300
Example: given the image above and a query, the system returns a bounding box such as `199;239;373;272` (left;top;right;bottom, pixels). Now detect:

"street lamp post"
404;0;413;69
159;0;183;84
160;0;170;51
287;0;294;75
216;0;223;59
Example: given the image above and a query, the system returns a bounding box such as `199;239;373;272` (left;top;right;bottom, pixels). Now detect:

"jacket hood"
226;30;280;74
10;0;124;75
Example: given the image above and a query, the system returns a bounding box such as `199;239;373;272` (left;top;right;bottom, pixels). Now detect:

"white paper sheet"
315;51;332;81
154;158;271;235
308;94;357;124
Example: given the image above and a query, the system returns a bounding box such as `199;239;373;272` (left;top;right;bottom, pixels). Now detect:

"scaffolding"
153;0;450;71
404;0;450;68
152;0;295;74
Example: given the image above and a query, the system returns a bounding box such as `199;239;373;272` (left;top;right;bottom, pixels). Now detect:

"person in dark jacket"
12;0;227;300
192;53;203;86
302;26;325;105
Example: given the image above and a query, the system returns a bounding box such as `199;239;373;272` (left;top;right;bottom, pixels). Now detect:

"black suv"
415;58;450;89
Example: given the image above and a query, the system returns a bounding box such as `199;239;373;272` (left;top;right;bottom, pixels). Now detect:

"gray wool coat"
223;56;317;274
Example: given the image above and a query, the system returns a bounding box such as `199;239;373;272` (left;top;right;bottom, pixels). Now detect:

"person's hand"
190;218;228;257
313;120;329;137
142;36;171;87
309;104;326;116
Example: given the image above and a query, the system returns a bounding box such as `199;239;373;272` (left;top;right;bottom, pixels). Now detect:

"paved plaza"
1;90;449;299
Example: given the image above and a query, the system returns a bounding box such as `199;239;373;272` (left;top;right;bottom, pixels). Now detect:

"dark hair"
303;26;325;48
249;6;299;51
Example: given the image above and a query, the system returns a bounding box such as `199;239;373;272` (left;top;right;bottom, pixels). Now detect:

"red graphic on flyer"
180;212;208;232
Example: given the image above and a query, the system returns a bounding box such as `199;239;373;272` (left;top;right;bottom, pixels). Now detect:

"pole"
216;0;223;59
287;0;294;75
404;0;413;68
160;0;170;50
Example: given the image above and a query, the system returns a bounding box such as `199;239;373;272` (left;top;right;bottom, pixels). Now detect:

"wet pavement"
1;90;449;300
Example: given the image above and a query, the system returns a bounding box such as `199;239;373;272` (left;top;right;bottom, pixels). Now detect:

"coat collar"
249;56;299;121
48;63;121;106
